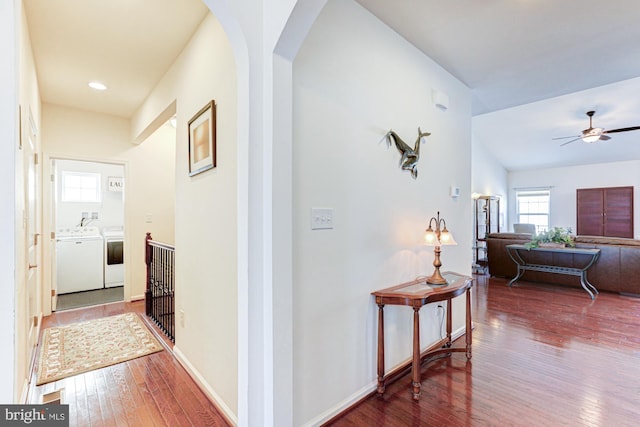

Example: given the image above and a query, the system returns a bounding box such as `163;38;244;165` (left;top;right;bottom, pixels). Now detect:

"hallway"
27;275;640;425
28;300;231;426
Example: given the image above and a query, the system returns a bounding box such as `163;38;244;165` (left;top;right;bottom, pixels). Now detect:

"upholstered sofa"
486;232;640;296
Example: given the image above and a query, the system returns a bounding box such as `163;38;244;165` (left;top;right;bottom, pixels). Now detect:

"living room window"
516;189;550;233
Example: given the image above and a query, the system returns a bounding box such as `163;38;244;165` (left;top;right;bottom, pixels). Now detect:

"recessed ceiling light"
88;81;107;91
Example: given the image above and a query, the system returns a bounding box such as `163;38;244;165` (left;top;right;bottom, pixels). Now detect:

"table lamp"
423;211;457;284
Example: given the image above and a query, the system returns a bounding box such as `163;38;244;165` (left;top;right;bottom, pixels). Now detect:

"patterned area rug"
36;313;163;385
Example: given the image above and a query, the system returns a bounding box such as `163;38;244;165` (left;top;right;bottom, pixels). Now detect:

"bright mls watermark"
1;405;68;426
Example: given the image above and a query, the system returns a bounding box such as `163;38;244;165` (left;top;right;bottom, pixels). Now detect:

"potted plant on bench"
525;227;575;249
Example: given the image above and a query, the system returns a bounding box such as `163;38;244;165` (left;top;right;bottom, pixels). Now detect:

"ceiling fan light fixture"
556;110;640;146
582;127;603;143
582;134;600;143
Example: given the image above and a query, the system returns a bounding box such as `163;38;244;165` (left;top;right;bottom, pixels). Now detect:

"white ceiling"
23;0;208;118
356;0;640;171
24;0;640;171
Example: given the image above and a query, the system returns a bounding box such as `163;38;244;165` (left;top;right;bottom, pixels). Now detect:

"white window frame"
515;189;550;234
61;171;101;203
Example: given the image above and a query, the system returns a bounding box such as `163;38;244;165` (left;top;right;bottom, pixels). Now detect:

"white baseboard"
129;294;144;301
173;345;238;426
302;325;468;425
169;326;469;426
302;381;376;427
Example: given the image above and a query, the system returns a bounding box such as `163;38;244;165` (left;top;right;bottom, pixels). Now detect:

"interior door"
50;159;58;311
25;110;41;353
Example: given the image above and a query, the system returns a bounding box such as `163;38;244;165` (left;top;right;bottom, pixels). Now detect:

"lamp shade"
439;229;457;245
423;227;439;246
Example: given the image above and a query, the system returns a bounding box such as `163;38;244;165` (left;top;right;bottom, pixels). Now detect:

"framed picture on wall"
188;100;217;176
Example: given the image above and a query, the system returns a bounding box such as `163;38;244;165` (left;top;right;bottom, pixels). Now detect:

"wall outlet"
91;211;99;219
145;213;153;223
311;208;334;230
179;309;185;327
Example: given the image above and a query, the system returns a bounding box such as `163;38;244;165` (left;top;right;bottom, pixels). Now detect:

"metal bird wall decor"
385;127;431;179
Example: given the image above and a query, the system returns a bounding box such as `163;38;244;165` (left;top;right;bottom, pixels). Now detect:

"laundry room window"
61;171;101;203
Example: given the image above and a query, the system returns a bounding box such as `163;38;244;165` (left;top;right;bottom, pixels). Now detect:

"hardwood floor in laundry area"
28;301;231;427
328;275;640;426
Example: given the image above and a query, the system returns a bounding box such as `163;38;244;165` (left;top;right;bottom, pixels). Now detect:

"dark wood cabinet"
577;186;633;238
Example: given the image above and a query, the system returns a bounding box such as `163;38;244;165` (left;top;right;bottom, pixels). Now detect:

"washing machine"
56;226;104;294
102;226;125;288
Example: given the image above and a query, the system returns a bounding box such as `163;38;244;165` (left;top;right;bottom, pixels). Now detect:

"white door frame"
42;153;128;315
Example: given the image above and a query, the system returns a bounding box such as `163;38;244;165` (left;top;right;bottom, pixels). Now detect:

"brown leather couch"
486;232;640;296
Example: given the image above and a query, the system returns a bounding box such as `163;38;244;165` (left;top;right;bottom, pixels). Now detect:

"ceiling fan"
554;110;640;146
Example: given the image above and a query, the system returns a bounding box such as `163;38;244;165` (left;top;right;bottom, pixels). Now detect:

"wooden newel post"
145;232;153;316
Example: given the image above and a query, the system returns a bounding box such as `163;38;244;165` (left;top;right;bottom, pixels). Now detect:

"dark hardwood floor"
28;276;640;426
328;275;640;426
28;300;231;427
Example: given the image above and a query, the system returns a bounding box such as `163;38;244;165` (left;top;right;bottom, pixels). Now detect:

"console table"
505;244;601;299
371;271;473;401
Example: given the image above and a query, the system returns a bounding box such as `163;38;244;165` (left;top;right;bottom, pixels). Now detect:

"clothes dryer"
103;227;124;287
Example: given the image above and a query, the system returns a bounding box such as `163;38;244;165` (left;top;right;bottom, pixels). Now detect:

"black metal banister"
145;232;175;342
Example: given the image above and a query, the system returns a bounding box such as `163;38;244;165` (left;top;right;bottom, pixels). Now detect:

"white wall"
292;1;472;424
42;104;175;304
54;160;125;230
132;13;239;420
0;0;17;404
509;160;640;238
130;123;176;245
472;134;509;229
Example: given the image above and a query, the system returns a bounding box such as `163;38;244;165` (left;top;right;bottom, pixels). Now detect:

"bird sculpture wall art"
385;127;431;179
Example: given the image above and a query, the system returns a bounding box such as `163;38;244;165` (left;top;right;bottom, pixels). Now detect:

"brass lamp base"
426;245;448;285
426;267;448;285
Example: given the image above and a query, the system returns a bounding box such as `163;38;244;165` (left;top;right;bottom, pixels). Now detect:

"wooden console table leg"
412;306;421;400
445;298;453;347
466;287;472;359
376;303;385;395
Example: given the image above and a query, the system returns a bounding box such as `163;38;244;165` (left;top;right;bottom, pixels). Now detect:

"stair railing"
145;233;175;342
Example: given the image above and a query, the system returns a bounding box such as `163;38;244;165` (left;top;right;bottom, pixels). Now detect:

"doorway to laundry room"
52;158;125;311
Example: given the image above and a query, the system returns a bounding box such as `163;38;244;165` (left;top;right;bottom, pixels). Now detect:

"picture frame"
188;100;216;176
108;176;124;192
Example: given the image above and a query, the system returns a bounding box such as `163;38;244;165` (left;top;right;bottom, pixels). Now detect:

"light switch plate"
311;208;334;230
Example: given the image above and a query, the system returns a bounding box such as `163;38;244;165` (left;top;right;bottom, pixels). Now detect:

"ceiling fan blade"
603;126;640;134
555;111;637;145
560;137;582;146
552;135;580;140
